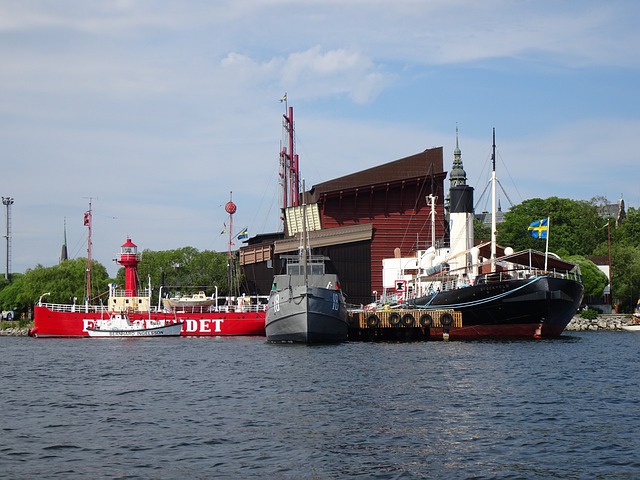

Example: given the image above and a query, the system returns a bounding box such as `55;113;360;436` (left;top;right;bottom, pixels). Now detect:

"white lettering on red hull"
184;318;224;333
82;317;225;334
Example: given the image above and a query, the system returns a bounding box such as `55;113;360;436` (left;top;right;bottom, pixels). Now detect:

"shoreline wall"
0;327;30;336
566;314;632;331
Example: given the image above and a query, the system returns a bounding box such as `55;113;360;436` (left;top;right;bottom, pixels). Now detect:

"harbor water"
1;332;639;479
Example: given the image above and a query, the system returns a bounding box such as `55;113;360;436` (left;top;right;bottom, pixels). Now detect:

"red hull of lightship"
30;305;265;338
30;234;266;338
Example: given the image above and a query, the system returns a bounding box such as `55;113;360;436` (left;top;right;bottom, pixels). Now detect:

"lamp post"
2;197;14;281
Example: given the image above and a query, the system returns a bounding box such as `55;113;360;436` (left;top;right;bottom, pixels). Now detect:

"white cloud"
220;46;391;104
1;0;640;276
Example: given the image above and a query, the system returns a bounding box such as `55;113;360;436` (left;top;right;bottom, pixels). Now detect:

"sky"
1;0;639;277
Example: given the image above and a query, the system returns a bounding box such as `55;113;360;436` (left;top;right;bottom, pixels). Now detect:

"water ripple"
1;333;639;478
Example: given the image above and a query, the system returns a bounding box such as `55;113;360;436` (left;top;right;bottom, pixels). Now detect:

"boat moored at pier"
266;253;348;344
30;236;266;338
378;129;584;339
86;313;184;337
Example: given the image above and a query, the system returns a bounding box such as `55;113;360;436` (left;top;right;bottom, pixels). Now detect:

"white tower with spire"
447;128;474;272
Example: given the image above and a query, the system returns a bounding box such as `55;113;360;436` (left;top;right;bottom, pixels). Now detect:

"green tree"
565;255;609;299
589;207;640;312
114;247;232;305
473;217;491;242
615;206;640;248
498;197;607;255
608;244;640;313
0;259;110;317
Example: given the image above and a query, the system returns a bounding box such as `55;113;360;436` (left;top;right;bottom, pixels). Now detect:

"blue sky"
1;0;639;277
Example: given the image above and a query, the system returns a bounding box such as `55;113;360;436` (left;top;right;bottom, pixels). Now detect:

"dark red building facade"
240;146;447;305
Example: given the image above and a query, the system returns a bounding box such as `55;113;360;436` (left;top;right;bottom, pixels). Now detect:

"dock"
347;308;462;341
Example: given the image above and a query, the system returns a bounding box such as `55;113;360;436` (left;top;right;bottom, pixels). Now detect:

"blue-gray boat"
265;252;348;343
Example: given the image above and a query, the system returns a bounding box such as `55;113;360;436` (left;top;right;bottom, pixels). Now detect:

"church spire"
449;125;467;187
616;194;626;226
60;218;68;263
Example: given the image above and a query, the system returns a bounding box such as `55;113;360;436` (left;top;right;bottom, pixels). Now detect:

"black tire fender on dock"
389;313;401;326
419;313;432;327
440;313;453;327
401;313;415;327
366;314;380;328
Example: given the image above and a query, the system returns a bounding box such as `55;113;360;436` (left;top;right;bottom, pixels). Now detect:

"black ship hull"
409;275;584;339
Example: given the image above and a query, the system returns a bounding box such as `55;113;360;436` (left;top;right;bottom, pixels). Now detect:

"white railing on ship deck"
38;298;269;314
473;267;581;285
414;267;581;296
163;302;268;314
38;303;110;313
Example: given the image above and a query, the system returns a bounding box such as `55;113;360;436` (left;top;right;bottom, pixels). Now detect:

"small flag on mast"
528;218;549;239
280;93;287;103
236;227;248;240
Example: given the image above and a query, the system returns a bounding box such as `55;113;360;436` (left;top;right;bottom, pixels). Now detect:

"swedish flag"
236;228;248;240
528;218;549;239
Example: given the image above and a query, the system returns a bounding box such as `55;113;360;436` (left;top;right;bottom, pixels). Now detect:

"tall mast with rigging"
490;128;497;272
83;199;93;305
279;96;300;231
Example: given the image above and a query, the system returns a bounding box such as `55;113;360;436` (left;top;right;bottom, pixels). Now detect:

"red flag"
83;212;90;226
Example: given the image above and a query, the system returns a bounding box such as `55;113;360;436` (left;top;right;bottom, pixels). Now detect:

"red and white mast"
225;192;237;259
225;192;238;296
279;95;300;230
83;199;92;304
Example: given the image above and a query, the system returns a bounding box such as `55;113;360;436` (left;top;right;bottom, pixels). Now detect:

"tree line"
0;247;242;319
1;196;639;318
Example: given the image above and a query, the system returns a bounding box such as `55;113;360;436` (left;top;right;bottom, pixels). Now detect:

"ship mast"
301;179;308;284
428;194;437;248
84;199;93;305
490;128;497;272
280;98;300;231
225;192;239;298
